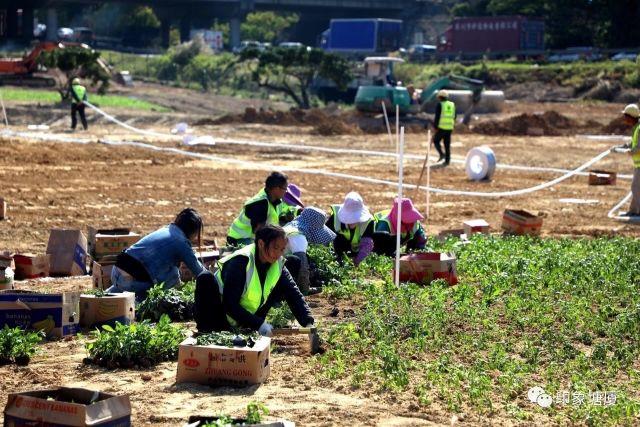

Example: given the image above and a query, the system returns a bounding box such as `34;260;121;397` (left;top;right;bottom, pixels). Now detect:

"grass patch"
0;87;169;112
315;236;640;425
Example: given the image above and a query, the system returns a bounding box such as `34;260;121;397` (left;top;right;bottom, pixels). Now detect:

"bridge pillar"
6;7;17;38
180;15;191;43
22;7;34;41
46;8;57;41
160;18;170;48
230;17;241;49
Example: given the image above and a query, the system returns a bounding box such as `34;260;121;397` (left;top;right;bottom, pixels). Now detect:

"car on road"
233;40;264;54
612;52;637;61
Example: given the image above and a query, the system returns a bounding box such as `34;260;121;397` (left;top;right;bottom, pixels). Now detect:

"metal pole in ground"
395;105;399;171
426;129;432;218
381;102;394;150
394;127;405;287
0;91;8;127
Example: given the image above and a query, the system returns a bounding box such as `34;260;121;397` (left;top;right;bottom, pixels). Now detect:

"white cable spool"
465;146;496;181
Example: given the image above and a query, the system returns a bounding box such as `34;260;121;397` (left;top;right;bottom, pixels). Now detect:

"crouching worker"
283;207;336;295
373;198;427;256
195;225;314;335
326;192;374;265
107;208;205;301
226;172;299;247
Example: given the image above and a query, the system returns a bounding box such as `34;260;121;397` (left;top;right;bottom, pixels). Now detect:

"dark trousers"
372;232;396;257
194;271;229;333
433;129;452;164
333;234;354;264
71;103;88;130
284;253;301;283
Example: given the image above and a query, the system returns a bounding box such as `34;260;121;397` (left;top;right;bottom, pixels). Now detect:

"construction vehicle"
354;57;505;124
0;41;109;87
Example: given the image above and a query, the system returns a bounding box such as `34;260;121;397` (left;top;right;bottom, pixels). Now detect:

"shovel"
272;327;321;354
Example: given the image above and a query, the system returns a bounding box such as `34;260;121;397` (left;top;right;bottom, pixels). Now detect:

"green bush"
85;315;185;369
137;282;195;322
0;326;44;366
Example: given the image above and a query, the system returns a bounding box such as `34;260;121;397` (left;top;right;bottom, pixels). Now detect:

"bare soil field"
0;84;638;426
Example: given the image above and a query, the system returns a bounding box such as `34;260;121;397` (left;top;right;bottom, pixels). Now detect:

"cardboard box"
0;290;80;338
88;227;140;260
92;260;116;290
176;336;271;386
180;250;220;282
502;209;543;236
588;169;617;186
396;252;458;285
13;253;50;280
4;387;131;426
46;229;88;276
0;198;5;220
80;293;135;328
463;219;489;236
0;267;14;291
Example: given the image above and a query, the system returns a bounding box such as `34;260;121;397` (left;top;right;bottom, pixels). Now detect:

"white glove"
258;321;273;337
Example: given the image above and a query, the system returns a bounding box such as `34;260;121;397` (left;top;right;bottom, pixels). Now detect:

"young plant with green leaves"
85;315;184;369
0;326;44;366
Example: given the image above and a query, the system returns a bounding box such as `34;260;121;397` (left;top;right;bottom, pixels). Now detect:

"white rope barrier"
83;101;633;180
607;192;632;219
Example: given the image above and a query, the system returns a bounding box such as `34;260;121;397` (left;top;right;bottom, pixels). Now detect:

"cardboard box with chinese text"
501;209;543;236
396;252;458;285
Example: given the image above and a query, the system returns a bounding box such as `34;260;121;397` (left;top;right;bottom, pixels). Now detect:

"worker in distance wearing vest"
227;172;300;247
68;77;88;131
432;89;457;166
326;192;374;265
619;104;640;216
372;198;427;257
283;206;336;295
195;225;314;335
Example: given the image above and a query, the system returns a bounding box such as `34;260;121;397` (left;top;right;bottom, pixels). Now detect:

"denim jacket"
124;224;204;288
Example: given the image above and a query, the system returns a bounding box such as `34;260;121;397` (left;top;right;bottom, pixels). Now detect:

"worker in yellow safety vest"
432;89;456;166
620;104;640;216
372;197;427;257
226;172;300;246
194;224;314;334
68;77;88;131
326;192;374;265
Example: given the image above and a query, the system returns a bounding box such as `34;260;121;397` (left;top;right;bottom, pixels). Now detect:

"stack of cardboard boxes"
88;227;140;290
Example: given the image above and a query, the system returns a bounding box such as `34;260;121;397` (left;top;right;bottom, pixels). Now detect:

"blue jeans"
107;267;153;302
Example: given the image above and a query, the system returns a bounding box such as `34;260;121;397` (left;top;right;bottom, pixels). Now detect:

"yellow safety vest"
438;100;455;131
228;189;281;240
330;204;368;252
373;209;420;243
632;123;640;169
71;84;86;103
214;244;284;326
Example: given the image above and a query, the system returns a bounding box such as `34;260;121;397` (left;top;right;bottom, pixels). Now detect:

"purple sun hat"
283;183;304;208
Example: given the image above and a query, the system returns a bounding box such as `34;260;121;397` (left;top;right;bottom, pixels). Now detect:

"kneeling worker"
326;192;374;265
227;172;299;246
107;208;205;301
372;198;427;256
196;225;314;335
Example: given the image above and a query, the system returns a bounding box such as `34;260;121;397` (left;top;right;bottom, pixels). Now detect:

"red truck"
438;16;544;57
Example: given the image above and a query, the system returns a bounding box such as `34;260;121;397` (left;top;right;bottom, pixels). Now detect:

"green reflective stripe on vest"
331;204;364;251
72;84;86;102
632;124;640;168
373;209;419;242
214;244;283;326
438;100;455;130
228;189;279;240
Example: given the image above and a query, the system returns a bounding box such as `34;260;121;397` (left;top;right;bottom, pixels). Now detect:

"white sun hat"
337;192;372;225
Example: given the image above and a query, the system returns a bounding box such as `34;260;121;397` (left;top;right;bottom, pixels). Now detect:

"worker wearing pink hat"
326;192;375;265
372;197;427;256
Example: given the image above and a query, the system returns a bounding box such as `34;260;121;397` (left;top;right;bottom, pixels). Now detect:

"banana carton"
80;293;135;328
0;290;80;338
4;387;131;426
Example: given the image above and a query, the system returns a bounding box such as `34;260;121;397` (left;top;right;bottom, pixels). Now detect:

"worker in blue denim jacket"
107;208;205;301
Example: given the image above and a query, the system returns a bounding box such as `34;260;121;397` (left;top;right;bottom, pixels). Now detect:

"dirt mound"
601;116;629;134
472;111;578;136
195;107;436;135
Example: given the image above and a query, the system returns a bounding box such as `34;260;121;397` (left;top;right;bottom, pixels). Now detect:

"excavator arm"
419;74;485;125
